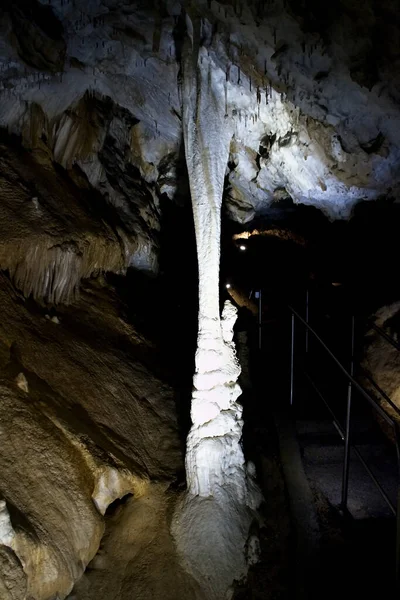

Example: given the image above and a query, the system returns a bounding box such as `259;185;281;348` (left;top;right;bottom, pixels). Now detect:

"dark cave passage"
221;198;400;598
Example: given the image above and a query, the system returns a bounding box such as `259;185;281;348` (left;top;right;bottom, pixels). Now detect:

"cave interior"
0;1;400;599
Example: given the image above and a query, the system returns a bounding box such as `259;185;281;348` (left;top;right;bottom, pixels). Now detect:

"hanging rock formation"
1;0;399;226
172;15;261;600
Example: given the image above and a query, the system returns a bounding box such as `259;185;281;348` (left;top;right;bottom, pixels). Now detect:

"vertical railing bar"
393;422;400;591
305;288;309;354
341;383;352;510
292;304;400;587
288;305;392;424
341;315;355;510
258;289;262;350
290;312;295;406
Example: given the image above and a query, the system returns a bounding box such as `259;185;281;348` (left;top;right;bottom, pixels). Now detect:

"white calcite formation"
0;501;15;549
0;0;399;231
173;16;261;600
0;1;399;302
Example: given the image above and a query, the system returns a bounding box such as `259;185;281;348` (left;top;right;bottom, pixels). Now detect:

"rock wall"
362;303;400;425
0;270;183;598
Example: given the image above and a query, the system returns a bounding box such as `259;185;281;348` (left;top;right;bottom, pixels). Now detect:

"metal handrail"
288;303;400;588
289;305;398;427
305;371;397;516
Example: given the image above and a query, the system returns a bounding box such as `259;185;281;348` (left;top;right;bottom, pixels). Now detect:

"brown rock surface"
68;485;203;600
0;545;27;600
0;381;104;599
0;268;183;597
362;302;400;425
0;273;183;480
0;140;134;304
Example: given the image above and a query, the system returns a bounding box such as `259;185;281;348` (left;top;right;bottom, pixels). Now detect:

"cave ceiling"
0;0;399;236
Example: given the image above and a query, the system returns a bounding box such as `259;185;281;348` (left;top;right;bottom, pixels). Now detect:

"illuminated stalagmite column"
181;15;248;502
173;16;261;600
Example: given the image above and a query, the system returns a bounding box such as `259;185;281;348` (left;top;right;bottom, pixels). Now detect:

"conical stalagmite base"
172;17;261;600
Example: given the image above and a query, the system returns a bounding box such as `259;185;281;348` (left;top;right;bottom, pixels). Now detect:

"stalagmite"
173;14;261;600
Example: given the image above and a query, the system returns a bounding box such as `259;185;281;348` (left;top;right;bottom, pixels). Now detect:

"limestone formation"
172;17;261;600
0;271;183;598
0;1;399;598
0;1;398;225
362;303;400;424
68;485;203;600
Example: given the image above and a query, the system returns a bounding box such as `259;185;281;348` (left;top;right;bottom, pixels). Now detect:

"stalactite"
0;233;131;305
173;14;261;600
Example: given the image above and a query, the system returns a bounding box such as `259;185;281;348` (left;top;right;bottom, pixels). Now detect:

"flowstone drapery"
173;16;261;600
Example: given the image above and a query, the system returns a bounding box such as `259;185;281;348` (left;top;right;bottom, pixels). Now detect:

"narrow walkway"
255;312;398;598
293;379;397;598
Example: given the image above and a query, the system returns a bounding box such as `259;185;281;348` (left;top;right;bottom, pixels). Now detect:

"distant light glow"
239;245;246;251
226;283;231;289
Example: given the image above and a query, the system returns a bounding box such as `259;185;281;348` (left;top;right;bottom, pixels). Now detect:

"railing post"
290;303;400;582
259;289;262;350
341;383;352;510
396;481;400;591
290;312;295;406
305;288;309;354
394;423;400;591
341;315;355;511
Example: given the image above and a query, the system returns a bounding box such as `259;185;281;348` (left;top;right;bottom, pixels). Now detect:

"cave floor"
243;316;398;599
63;304;398;600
